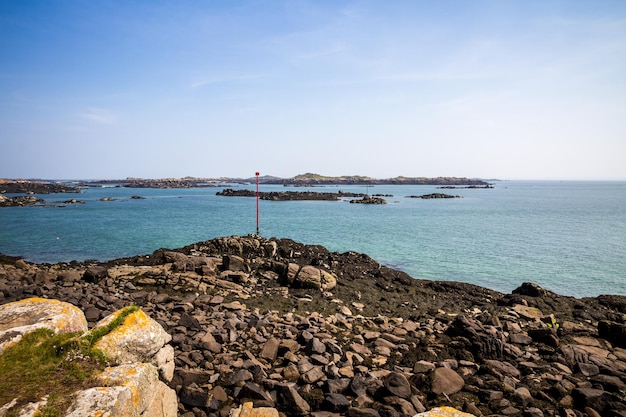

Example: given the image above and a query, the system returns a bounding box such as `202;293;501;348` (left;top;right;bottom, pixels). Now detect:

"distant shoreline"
1;174;490;193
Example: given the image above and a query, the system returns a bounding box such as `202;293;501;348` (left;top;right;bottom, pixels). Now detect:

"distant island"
260;173;489;186
1;174;490;192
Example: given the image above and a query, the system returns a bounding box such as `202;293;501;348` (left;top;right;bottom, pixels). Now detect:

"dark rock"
228;369;254;386
592;374;626;393
509;333;533;345
513;387;533;407
179;312;201;330
522;408;544;417
598;321;626;348
445;315;505;360
382;372;411;399
84;307;101;322
430;367;465;395
349;195;387;204
512;282;549;297
528;328;559;348
326;378;350;394
259;337;280;361
483;360;521;378
322;393;350;413
385;396;417;416
179;385;210;408
306;337;326;355
572;387;622;414
200;332;222;354
83;265;108;283
276;383;311;415
223;255;247;272
238;382;274;405
350;375;383;398
577;362;600;377
347;408;381;417
406;193;461;199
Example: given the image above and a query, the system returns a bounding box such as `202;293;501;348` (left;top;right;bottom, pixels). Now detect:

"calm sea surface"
1;181;624;298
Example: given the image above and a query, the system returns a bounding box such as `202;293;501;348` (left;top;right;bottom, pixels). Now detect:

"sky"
1;1;625;180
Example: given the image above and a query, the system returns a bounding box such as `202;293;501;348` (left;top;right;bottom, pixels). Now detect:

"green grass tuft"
82;305;140;346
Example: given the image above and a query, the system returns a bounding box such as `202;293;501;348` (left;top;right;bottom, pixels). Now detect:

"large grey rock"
92;308;172;365
276;383;311;415
431;367;465;395
383;372;412;399
92;363;177;416
0;301;177;417
0;297;88;354
294;265;337;291
445;315;504;360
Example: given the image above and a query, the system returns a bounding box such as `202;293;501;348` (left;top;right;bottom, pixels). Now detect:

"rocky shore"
0;194;44;207
0;180;79;194
1;236;625;417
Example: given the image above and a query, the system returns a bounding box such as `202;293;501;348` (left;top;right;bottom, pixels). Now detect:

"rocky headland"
0;179;80;194
1;236;625;417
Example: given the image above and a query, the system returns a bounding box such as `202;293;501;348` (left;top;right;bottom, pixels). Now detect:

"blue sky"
1;1;625;180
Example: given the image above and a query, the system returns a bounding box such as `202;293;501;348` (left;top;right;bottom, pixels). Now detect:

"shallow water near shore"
1;180;625;297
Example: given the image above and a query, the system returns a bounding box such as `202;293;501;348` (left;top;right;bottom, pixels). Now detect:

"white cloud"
191;74;266;89
79;108;117;124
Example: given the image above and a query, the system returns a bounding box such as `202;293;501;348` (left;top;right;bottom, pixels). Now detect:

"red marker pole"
255;172;260;235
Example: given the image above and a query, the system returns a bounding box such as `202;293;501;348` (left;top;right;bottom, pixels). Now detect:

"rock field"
1;235;625;417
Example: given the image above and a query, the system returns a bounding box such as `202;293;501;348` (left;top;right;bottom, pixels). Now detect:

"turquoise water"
1;181;625;297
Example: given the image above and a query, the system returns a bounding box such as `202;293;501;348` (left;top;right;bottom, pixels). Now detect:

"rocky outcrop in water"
1;236;626;417
349;195;387;204
216;189;366;201
407;193;462;199
0;180;79;194
0;195;44;207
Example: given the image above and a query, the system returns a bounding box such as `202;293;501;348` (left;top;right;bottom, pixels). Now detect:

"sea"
1;180;625;298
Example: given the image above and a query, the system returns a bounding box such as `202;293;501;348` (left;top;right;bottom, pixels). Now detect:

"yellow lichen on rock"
414;406;477;417
229;402;279;417
0;297;88;354
98;363;159;410
92;308;171;365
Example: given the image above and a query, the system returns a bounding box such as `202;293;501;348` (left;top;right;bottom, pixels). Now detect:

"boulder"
512;282;549;297
83;265;108;282
0;300;177;417
430;367;465;395
0;297;88;354
383;372;412;398
598;320;626;348
88;363;177;417
445;315;504;360
293;265;337;291
92;307;172;365
276;383;311;415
